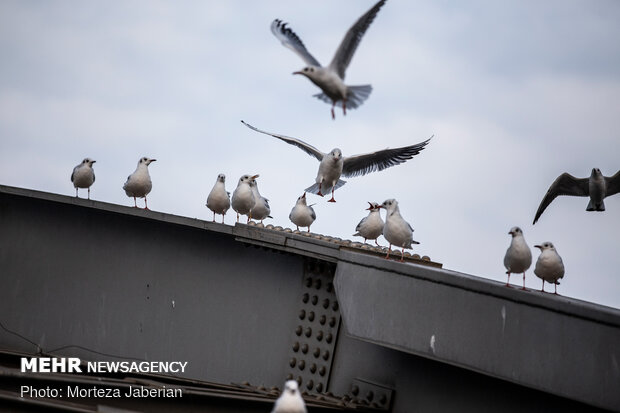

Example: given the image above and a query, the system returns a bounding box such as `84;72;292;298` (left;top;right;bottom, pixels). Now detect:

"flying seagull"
534;242;565;294
71;158;96;199
533;168;620;224
241;120;432;202
123;157;156;209
271;0;387;119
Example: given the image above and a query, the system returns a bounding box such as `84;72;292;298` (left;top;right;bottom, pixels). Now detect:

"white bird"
533;168;620;224
353;202;384;245
380;199;419;261
71;158;96;199
503;226;532;289
249;177;272;224
289;193;316;232
242;120;431;202
534;242;565;294
271;0;387;119
123;157;156;209
206;174;230;223
231;174;258;223
271;380;306;413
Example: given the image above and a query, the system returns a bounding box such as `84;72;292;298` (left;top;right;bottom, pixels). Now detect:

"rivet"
306;380;314;390
295;326;302;336
297;377;302;386
366;391;374;402
298;360;305;370
351;385;360;396
305;327;312;337
329;317;336;327
313;348;320;358
310;363;317;373
308;311;315;322
311;295;318;305
286;373;293;380
299;310;306;320
305;277;313;288
316;330;324;341
332;301;339;311
322;298;330;309
316;383;323;392
314;279;322;289
289;358;297;367
319;315;326;325
292;342;300;352
302;293;309;303
326;282;333;292
301;343;308;354
322;350;330;360
319;366;326;376
379;394;387;405
326;333;333;343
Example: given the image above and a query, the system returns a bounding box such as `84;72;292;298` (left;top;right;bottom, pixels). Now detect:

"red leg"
541;279;545;292
384;244;392;259
212;212;215;222
505;272;511;287
331;104;335;120
221;214;225;224
75;188;78;198
144;197;150;210
317;181;324;197
236;213;239;223
327;187;336;202
87;188;90;200
520;272;526;290
400;247;405;262
554;284;558;295
342;99;347;116
133;196;138;208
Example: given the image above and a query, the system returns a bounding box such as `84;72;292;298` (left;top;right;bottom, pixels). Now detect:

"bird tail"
305;179;347;195
312;85;372;110
586;199;605;211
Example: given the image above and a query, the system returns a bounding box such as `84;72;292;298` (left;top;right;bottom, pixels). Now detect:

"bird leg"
342;99;347;116
133;196;138;208
307;226;311;233
327;187;336;203
384;244;392;259
212;212;215;222
505;272;511;287
221;214;225;224
75;188;78;198
236;213;240;223
554;284;558;295
541;279;545;292
144;197;150;210
87;187;90;200
247;211;252;224
331;104;336;120
400;247;405;262
317;181;324;197
521;273;526;290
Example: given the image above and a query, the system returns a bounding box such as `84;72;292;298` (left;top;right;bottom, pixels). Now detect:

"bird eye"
304;68;308;72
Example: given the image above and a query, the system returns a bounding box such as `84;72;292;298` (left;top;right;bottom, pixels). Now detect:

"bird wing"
271;19;322;67
605;170;620;197
328;0;387;79
342;135;432;178
533;172;590;224
241;120;325;161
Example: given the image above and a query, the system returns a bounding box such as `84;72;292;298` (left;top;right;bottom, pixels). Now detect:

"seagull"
271;380;307;413
289;193;316;232
71;158;96;199
123;157;156;209
353;202;384;245
232;174;258;223
534;242;565;294
249;177;272;224
379;199;419;261
503;226;532;289
271;0;387;119
241;120;432;202
533;168;620;224
206;174;230;223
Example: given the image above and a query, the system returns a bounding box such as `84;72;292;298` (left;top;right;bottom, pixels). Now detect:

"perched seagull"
241;120;431;202
249;177;272;224
534;242;565;294
380;199;419;261
353;202;384;245
232;174;258;223
271;0;387;119
206;174;230;223
503;227;532;289
123;157;156;209
289;193;316;232
271;380;307;413
533;168;620;224
71;158;96;199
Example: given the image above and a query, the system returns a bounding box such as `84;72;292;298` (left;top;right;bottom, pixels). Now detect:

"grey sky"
1;1;619;308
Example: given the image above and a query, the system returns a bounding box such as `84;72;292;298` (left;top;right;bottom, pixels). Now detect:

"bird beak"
301;192;306;199
150;159;157;163
92;160;96;163
251;174;259;180
535;245;542;250
366;202;374;210
293;71;302;75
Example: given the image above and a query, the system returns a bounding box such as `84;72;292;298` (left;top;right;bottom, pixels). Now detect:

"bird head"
139;157;156;166
380;199;397;212
296;192;307;205
82;158;96;167
217;173;226;183
367;201;380;211
329;148;343;162
508;226;523;237
284;380;299;395
293;66;319;80
239;174;257;185
535;241;555;251
591;168;602;178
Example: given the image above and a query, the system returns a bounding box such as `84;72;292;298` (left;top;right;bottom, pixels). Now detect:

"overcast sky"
1;1;619;309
